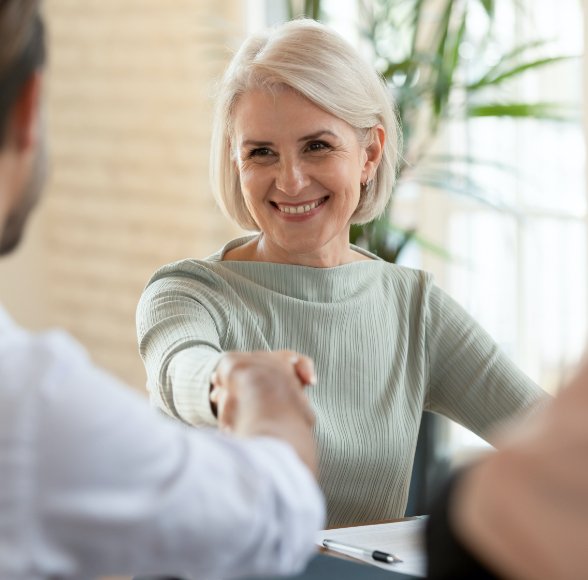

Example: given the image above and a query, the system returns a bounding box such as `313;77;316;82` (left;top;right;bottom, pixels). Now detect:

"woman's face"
231;88;381;267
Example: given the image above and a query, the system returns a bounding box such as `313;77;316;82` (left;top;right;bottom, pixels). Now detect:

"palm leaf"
467;101;579;121
287;1;294;20
498;38;558;62
442;10;467;100
409;0;427;55
353;221;459;263
478;0;495;18
424;153;519;173
404;169;520;213
467;55;577;91
305;0;321;20
287;0;321;19
406;229;461;263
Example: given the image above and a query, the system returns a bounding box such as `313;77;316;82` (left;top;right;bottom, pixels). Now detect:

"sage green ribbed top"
137;236;546;527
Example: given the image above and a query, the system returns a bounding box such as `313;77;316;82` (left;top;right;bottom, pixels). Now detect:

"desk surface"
242;553;416;580
134;553;416;580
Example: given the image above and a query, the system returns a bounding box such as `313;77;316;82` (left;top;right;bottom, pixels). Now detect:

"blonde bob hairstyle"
210;18;401;231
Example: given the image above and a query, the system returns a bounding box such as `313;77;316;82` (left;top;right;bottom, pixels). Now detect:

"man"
427;360;588;579
0;2;324;578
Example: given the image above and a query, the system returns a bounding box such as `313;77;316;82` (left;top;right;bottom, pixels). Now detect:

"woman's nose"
275;159;310;196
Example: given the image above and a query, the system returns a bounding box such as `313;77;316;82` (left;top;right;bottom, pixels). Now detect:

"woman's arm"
137;268;316;428
136;269;229;426
425;285;549;441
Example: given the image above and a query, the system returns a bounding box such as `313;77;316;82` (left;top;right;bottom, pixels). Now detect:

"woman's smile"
271;196;329;217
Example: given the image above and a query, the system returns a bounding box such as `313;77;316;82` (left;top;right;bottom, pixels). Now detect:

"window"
395;0;586;457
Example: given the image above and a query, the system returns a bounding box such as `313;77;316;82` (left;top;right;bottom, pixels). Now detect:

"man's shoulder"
0;314;142;427
0;312;93;396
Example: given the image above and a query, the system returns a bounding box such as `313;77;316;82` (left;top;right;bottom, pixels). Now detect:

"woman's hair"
210;18;401;230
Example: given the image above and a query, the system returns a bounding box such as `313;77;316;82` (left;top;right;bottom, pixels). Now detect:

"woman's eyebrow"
241;139;273;148
298;130;337;142
240;130;337;148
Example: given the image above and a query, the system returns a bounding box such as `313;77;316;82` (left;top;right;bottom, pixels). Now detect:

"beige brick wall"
0;0;245;390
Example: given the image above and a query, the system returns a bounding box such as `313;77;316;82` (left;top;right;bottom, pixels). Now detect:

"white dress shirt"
0;306;324;579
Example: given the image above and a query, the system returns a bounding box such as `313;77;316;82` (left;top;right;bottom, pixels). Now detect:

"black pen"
322;538;403;564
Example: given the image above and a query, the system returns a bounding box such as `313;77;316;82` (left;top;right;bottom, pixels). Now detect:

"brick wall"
0;0;244;390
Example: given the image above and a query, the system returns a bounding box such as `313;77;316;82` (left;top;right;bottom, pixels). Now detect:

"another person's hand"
209;351;318;474
451;359;588;580
210;351;316;418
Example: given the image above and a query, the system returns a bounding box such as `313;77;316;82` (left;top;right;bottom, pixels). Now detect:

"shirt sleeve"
424;285;549;439
427;364;588;580
136;264;229;426
426;472;498;579
5;330;325;579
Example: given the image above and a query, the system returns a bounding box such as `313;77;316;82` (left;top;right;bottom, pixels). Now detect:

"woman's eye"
249;147;273;158
307;141;330;152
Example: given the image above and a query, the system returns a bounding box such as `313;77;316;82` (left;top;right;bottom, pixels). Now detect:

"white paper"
316;517;427;577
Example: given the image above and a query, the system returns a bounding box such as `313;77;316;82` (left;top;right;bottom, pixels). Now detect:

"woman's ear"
6;71;43;152
361;124;385;183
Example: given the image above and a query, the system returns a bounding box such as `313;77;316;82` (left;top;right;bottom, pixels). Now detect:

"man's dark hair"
0;0;45;145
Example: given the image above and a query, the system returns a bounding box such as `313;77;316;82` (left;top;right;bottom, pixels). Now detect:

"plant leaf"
498;38;557;63
305;0;321;20
424;153;519;173
478;0;495;19
467;55;577;90
403;169;520;213
467;101;579;121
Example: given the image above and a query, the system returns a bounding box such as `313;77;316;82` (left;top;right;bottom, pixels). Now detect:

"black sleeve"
426;471;499;579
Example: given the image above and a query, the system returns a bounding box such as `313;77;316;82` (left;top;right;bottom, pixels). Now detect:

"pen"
322;538;403;564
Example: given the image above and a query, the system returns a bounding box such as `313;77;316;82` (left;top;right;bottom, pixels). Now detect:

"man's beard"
0;136;47;256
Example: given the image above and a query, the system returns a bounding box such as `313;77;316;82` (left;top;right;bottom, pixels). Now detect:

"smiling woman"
211;18;399;233
228;87;384;266
136;18;548;528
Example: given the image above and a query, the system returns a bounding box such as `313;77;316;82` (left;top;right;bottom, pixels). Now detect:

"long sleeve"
424;285;548;439
137;263;230;426
0;325;325;579
426;472;498;579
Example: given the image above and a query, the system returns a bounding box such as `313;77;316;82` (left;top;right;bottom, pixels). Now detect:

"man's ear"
6;71;43;152
361;125;385;183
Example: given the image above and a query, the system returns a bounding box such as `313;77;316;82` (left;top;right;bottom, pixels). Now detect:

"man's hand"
209;351;318;475
452;359;588;580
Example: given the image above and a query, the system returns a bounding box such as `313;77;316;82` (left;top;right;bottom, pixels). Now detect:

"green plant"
287;0;579;261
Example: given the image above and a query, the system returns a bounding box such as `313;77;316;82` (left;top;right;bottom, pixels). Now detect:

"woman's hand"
210;350;316;421
209;350;318;473
217;350;314;388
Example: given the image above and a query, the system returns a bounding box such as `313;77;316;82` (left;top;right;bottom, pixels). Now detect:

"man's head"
0;0;46;255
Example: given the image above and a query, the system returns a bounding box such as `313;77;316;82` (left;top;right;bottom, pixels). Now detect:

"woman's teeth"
276;198;326;214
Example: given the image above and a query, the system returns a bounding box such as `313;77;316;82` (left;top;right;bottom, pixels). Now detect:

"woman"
137;19;546;527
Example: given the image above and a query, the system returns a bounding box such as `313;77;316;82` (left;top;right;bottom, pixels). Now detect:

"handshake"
209;350;318;475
